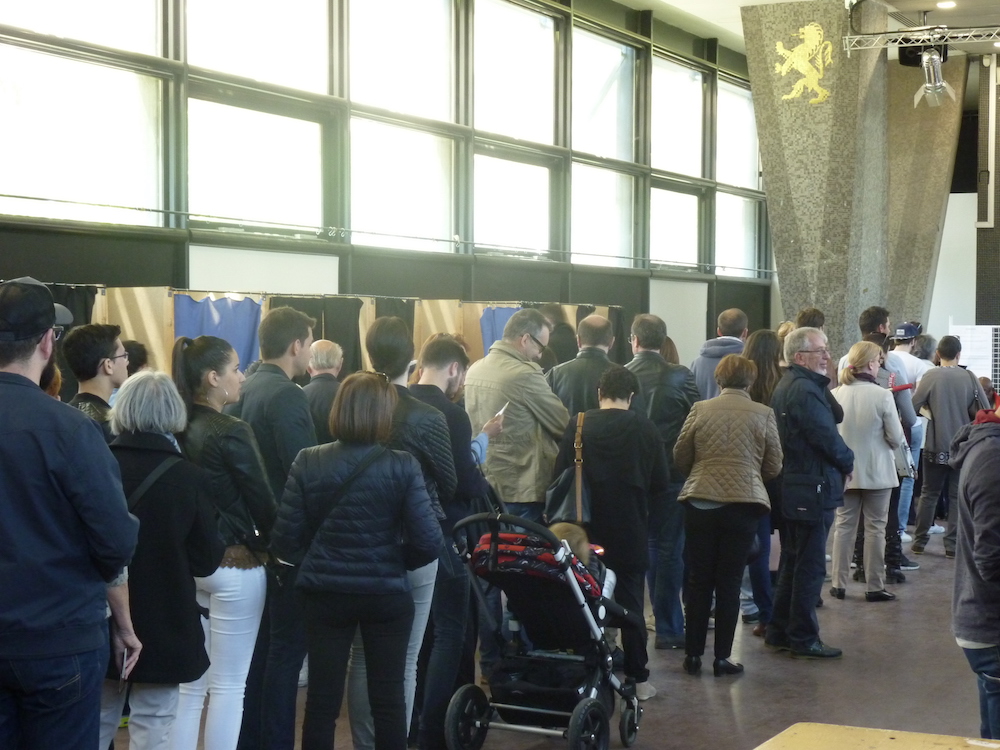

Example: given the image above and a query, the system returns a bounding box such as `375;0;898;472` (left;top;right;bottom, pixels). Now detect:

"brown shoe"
752;623;766;637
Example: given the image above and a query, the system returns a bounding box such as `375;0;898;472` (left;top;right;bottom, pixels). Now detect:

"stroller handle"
451;512;564;552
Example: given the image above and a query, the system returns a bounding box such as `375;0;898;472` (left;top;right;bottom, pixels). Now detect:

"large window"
715;192;760;278
571;163;633;267
650;188;699;268
186;0;328;93
474;0;555;144
350;0;453;121
187;100;322;229
350;119;454;252
716;80;760;190
0;0;159;55
572;29;636;162
651;58;704;177
474;155;550;254
0;0;771;281
0;45;162;225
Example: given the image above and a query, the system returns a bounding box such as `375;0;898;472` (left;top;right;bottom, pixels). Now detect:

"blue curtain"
479;306;521;353
174;294;262;370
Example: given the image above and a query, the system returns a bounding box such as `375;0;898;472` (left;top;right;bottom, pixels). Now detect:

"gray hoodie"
950;419;1000;644
690;336;745;401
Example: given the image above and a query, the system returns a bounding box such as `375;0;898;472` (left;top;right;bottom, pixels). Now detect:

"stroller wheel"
567;698;609;750
618;704;639;747
445;684;490;750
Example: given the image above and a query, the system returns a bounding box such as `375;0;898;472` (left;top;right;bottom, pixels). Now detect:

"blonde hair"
839;341;882;386
549;522;590;565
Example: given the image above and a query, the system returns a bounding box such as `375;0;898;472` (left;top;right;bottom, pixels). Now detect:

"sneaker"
742;612;760;624
790;640;843;659
825;553;832;562
929;524;945;534
635;681;657;701
645;614;656;632
900;531;913;543
911;544;925;555
899;556;920;571
945;549;956;559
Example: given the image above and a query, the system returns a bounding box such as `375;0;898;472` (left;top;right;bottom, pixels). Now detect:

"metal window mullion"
456;0;473;254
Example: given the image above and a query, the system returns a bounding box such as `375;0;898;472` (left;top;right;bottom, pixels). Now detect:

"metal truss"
842;26;1000;55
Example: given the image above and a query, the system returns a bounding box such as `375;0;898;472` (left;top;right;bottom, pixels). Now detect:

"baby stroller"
445;513;644;750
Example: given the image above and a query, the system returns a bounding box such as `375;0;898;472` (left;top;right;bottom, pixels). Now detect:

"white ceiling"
628;0;1000;54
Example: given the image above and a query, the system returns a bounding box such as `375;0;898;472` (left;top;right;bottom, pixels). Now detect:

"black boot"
885;567;906;584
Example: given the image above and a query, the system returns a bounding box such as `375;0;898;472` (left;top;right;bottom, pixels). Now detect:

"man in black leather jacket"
546;314;643;416
767;326;854;660
625;313;698;650
228;306;317;750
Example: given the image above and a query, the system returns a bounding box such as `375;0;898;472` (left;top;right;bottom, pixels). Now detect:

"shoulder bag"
544;412;591;524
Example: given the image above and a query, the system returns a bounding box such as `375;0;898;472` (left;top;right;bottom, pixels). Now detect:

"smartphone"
118;646;129;692
495;401;510;417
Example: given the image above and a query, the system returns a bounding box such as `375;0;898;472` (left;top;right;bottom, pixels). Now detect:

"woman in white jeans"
171;336;277;749
830;341;905;603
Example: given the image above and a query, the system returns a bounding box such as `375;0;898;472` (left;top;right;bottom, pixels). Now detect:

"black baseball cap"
0;277;73;342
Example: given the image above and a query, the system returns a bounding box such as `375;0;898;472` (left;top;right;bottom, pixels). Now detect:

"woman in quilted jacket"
673;354;783;677
270;372;442;750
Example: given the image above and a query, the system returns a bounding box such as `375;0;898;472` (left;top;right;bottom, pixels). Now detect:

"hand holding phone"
496;401;510;417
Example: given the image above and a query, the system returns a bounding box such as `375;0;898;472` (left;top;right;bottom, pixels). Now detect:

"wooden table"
755;723;1000;749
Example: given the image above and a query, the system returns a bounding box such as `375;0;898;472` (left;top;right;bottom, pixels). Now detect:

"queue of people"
4;275;999;748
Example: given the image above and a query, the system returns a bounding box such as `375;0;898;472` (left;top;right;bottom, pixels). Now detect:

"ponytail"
171;335;234;417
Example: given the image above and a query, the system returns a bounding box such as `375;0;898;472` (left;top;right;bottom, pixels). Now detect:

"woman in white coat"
830;341;906;602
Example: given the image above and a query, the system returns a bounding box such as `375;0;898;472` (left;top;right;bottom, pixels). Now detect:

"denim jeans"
963;646;1000;739
303;591;414;750
897;421;923;531
418;539;470;750
768;511;833;649
747;514;774;623
0;641;107;750
261;564;308;750
646;482;686;640
505;502;544;524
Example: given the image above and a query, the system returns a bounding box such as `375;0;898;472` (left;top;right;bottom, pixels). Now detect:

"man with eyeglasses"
62;322;131;443
0;277;139;750
465;308;569;523
767;326;854;660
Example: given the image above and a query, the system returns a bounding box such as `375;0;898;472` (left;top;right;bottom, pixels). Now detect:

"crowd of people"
5;273;1000;748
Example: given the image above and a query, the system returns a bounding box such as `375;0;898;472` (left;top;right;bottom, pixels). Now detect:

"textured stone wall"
977;56;1000;325
742;0;889;357
886;56;967;327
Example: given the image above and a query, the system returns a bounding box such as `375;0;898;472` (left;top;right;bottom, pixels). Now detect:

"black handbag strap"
128;455;183;511
304;446;386;554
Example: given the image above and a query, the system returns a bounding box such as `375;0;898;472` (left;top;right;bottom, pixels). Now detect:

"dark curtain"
267;297;326;386
575;305;596;326
323;297;364;376
49;284;99;402
608;306;630;365
374;298;415;334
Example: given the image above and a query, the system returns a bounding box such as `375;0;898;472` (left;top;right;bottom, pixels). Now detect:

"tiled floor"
117;535;979;749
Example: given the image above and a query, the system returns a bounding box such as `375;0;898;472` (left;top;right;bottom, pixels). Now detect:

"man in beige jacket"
465;308;570;523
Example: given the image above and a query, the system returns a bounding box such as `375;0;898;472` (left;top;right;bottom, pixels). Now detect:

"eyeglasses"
527;333;546;352
51;326;64;341
107;352;129;363
797;348;829;355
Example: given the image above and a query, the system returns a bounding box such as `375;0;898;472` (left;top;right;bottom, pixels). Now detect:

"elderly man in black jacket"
546;314;631;416
625;314;699;650
767;326;854;660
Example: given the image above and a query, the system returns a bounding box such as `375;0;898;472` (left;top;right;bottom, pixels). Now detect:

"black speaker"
899;43;948;67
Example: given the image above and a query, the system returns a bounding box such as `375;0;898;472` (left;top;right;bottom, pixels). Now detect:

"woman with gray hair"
97;371;225;750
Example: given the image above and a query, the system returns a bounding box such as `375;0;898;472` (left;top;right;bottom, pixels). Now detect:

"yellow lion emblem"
774;22;833;104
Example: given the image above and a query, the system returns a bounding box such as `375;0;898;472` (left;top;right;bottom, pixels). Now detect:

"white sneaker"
825;554;832;562
901;531;913;543
929;524;945;534
298;658;309;688
635;681;657;701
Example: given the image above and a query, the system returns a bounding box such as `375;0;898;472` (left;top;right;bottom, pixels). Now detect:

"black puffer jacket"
271;443;443;594
181;404;276;549
390;385;457;521
625;350;700;473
